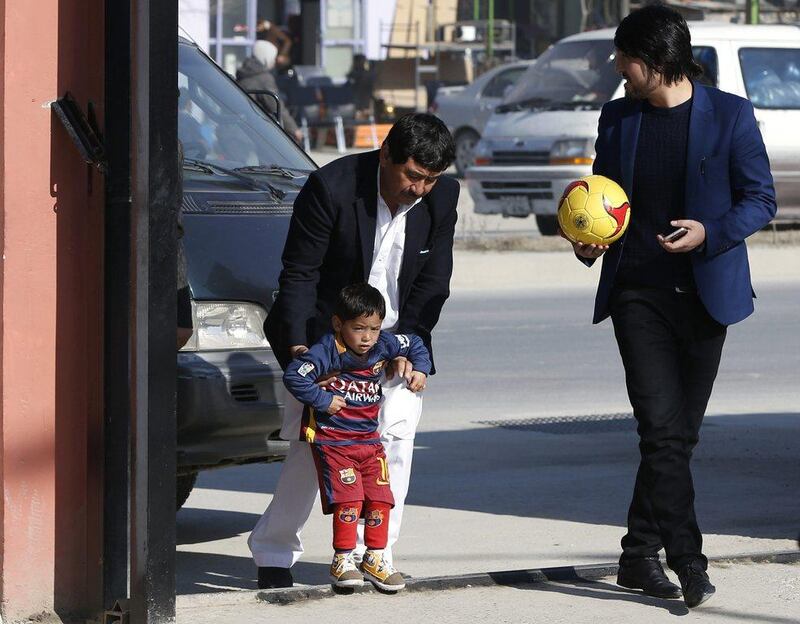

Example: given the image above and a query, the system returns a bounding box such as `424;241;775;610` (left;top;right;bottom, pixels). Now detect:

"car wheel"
176;472;198;511
536;215;559;236
454;129;480;178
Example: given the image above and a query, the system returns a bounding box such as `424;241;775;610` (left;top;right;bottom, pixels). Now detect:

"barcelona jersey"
283;331;431;445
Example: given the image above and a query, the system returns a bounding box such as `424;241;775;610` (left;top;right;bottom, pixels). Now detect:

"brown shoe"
330;551;364;588
360;550;406;591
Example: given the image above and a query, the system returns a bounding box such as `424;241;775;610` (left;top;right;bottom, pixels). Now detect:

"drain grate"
477;413;635;435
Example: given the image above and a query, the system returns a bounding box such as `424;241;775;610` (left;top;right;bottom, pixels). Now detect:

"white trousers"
248;376;422;568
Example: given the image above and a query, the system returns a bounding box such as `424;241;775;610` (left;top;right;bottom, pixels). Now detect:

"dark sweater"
615;97;694;290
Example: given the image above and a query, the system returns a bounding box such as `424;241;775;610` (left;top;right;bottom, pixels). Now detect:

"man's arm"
396;186;459;362
384;333;432;376
283;341;337;413
274;172;336;348
700;100;777;257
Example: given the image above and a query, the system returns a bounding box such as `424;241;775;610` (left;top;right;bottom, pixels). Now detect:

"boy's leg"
248;440;319;569
362;500;405;591
332;502;363;551
330;502;366;587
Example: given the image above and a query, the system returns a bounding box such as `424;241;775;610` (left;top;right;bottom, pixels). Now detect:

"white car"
466;22;800;235
432;60;534;177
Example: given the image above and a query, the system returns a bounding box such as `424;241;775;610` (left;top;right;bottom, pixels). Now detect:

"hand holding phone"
661;227;688;243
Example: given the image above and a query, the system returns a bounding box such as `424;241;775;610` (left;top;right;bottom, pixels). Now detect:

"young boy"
283;283;431;591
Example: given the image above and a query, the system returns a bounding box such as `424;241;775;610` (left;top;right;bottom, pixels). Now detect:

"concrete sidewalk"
450;246;800;292
178;559;800;623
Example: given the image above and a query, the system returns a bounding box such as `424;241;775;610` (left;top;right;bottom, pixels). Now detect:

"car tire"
454;129;480;178
176;472;198;511
536;215;559;236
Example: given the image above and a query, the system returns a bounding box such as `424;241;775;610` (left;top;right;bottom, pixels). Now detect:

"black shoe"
258;566;293;589
617;556;682;599
678;561;716;608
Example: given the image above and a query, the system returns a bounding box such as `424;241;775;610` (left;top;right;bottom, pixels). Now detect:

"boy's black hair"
334;283;386;321
614;3;702;86
384;113;456;172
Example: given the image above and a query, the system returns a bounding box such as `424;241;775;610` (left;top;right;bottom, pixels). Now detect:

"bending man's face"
379;144;443;207
615;49;660;100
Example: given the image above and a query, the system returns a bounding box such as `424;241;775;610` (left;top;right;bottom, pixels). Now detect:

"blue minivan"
176;37;314;507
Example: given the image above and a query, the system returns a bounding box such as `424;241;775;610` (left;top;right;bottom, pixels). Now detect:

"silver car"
433;60;534;176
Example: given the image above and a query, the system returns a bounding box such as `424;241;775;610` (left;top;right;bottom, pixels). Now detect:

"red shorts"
310;442;395;515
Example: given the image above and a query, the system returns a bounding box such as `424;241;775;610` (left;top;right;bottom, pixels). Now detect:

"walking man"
249;114;458;588
569;5;776;608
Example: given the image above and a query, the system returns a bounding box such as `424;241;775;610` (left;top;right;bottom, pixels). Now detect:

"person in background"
347;53;375;119
237;40;302;143
256;19;292;68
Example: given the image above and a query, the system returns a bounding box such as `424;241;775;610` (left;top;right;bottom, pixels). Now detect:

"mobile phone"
662;227;688;243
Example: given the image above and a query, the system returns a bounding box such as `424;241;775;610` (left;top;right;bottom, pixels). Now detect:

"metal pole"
473;0;480;21
488;0;494;59
103;0;132;608
746;0;760;24
130;0;179;621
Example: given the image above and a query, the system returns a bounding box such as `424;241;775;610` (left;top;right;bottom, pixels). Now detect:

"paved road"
177;282;799;597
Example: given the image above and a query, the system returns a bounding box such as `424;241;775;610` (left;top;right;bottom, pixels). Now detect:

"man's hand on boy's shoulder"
385;356;413;382
326;394;346;414
407;371;427;392
290;344;309;358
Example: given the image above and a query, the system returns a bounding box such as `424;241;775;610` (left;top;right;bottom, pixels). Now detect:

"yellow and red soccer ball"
557;175;631;245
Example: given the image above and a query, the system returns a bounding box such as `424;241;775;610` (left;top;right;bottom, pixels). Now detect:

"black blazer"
265;150;460;372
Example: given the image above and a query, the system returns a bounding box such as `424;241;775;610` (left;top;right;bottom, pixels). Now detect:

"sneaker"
360;549;406;591
330;551;364;588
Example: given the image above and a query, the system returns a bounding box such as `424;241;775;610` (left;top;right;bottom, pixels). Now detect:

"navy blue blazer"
589;83;777;326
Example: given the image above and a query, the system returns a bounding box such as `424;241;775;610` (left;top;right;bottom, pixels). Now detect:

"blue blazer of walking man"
568;5;776;610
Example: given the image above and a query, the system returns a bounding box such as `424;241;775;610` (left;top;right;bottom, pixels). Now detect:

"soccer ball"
557;175;631;245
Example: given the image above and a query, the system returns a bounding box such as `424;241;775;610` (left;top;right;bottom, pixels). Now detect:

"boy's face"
332;312;382;355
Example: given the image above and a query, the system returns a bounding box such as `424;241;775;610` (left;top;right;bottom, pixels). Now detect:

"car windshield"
739;47;800;110
503;39;619;107
178;42;314;171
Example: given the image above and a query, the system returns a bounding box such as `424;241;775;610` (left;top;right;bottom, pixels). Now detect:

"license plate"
500;195;531;216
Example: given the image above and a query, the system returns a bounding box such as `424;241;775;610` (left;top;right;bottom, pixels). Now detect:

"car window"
178;43;314;170
739;47;800;109
504;40;619;105
482;67;526;98
692;46;718;87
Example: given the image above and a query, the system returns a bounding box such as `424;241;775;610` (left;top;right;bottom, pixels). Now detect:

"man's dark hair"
334;283;386;321
614;3;702;85
384;113;456;172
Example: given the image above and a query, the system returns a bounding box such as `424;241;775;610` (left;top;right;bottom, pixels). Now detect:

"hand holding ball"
557;175;631;246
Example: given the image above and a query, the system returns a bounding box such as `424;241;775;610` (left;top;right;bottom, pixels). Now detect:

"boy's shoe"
330;551;364;588
360;550;406;591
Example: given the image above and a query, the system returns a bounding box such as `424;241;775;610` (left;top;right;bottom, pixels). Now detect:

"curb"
178;549;800;608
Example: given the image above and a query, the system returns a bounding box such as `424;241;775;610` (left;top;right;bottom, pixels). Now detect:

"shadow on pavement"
189;412;800;542
176;550;330;594
517;578;690;616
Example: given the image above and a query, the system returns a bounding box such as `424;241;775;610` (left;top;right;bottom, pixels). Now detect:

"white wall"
179;0;211;54
364;0;396;60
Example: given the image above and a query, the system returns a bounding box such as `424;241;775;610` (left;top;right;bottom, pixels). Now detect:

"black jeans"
610;287;726;572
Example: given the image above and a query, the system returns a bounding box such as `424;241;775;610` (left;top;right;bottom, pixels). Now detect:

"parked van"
466;23;800;235
176;36;315;507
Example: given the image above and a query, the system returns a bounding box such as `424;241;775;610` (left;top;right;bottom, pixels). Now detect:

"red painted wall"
0;1;104;620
